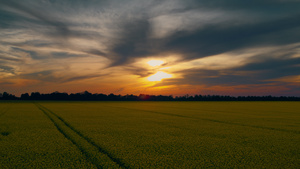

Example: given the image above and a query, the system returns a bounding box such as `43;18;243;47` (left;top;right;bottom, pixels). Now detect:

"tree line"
0;91;300;101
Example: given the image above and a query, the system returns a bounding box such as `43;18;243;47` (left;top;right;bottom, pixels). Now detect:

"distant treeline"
0;91;300;101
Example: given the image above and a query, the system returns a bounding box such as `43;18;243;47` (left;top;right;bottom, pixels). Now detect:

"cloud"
0;65;15;73
19;70;107;83
161;14;300;60
158;56;300;88
51;52;83;59
2;0;300;65
0;0;70;37
0;0;300;95
0;54;21;62
110;19;152;66
96;0;300;66
63;74;108;83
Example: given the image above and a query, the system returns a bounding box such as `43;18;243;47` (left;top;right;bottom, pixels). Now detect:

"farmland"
0;101;299;168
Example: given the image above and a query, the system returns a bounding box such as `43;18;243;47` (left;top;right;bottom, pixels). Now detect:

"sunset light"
0;0;299;97
0;1;299;168
147;71;172;81
147;60;164;67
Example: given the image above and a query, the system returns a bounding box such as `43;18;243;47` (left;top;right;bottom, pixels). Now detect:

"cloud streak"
0;0;300;96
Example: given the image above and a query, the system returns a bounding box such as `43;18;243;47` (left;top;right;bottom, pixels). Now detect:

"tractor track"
106;105;300;134
35;103;130;169
0;107;10;118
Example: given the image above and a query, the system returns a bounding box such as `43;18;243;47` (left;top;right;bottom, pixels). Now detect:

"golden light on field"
147;60;164;67
147;71;172;81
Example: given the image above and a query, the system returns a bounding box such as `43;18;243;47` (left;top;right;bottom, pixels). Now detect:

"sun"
147;71;172;81
147;60;164;67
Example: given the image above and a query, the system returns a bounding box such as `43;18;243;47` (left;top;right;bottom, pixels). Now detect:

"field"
0;101;299;168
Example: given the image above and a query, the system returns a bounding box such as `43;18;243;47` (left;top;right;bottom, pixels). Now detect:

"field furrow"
0;102;97;168
2;101;299;168
39;101;299;168
105;105;300;134
35;103;128;169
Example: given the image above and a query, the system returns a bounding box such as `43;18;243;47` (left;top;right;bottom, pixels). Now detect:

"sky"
1;0;300;96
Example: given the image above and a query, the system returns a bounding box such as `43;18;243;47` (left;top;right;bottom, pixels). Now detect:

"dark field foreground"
0;101;299;168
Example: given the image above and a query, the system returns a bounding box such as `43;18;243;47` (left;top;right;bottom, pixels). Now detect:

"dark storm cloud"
1;0;300;95
110;19;153;66
0;0;70;37
185;0;300;12
160;56;300;87
161;15;300;61
235;57;300;72
100;0;300;67
0;6;26;29
2;0;300;64
0;0;106;44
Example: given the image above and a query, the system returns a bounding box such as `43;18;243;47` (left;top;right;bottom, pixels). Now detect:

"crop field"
0;101;299;168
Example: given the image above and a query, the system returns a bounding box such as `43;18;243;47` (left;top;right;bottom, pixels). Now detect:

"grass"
0;101;299;168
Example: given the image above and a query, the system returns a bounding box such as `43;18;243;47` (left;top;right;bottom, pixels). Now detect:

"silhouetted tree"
1;92;17;100
1;91;299;101
21;93;30;100
30;92;41;100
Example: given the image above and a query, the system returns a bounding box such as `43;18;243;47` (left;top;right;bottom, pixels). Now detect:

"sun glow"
147;60;164;67
147;71;172;81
